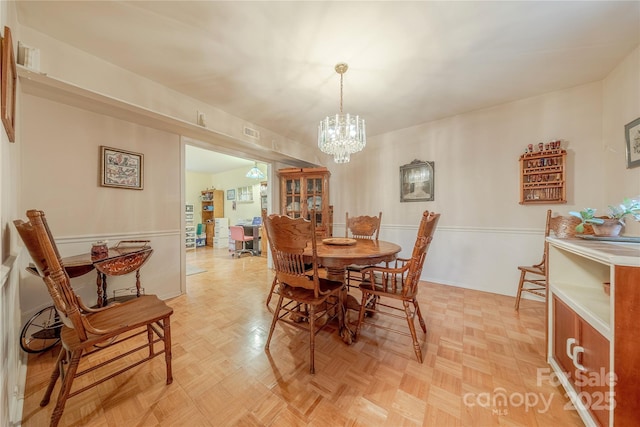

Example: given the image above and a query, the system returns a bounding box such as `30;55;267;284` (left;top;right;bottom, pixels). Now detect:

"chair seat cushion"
280;278;343;304
61;295;173;349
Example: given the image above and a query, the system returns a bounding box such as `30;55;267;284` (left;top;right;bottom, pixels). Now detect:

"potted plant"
569;198;640;236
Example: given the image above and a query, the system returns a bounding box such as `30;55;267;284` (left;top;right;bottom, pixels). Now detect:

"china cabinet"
278;167;331;237
547;237;640;426
519;149;566;204
201;189;224;246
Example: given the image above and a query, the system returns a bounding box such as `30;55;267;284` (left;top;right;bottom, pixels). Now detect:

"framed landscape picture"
625;117;640;168
100;146;144;189
400;159;434;202
227;189;236;200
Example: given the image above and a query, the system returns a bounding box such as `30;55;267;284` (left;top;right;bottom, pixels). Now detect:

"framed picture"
400;159;434;202
227;189;236;200
100;146;144;190
1;26;17;142
624;117;640;169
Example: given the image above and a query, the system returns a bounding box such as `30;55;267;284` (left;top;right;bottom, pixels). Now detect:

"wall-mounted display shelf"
519;149;566;204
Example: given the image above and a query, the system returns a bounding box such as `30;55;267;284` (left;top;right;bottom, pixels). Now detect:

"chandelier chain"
339;72;344;114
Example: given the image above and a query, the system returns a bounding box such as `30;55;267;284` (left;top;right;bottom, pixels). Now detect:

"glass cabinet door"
284;177;302;218
305;176;324;227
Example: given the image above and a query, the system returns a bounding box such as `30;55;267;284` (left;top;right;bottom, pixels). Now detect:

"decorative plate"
322;238;357;246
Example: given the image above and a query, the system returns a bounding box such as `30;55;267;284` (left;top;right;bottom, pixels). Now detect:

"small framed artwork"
400;159;434;202
100;146;144;190
1;26;17;142
227;189;236;200
624;117;640;169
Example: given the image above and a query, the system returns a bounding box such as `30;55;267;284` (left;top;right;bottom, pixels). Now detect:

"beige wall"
330;81;605;229
602;45;640;236
20;95;181;234
17;94;184;328
329;45;639;295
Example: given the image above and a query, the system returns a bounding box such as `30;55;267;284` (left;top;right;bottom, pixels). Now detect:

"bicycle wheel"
20;306;62;353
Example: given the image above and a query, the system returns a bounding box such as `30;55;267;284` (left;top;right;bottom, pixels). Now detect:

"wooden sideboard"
546;237;640;426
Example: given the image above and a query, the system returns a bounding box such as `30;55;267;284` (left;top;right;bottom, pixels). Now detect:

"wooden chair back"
14;210;90;340
404;211;440;296
263;214;325;298
345;212;382;240
538;209;593;270
365;211;439;298
548;211;592;238
14;211;64;276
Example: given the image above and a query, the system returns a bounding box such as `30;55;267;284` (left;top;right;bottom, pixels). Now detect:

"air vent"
243;126;260;139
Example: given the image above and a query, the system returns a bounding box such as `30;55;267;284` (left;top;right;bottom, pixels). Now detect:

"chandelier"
318;63;366;164
246;162;265;179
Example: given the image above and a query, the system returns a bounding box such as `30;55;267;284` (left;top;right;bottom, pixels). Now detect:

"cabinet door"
283;177;302;218
304;175;325;227
553;296;578;376
578;320;611;427
553;296;612;427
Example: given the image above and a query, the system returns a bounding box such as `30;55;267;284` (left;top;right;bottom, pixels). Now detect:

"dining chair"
514;209;593;311
354;210;440;363
344;212;383;289
230;225;254;257
263;213;345;374
14;210;173;427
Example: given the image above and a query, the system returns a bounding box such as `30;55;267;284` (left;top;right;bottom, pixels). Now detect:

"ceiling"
15;1;640;166
185;144;256;174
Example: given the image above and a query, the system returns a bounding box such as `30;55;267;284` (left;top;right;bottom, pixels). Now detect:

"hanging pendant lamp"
246;162;265;179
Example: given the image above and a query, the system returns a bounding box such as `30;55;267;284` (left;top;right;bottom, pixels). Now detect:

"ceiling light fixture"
246;162;265;179
318;63;366;164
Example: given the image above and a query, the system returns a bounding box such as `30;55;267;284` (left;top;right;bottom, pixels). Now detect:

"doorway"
184;143;269;260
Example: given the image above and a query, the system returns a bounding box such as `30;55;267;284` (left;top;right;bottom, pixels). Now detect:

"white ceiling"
14;1;640;171
185;145;256;174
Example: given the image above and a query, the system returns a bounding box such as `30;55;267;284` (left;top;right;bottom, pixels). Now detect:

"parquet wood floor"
20;246;583;426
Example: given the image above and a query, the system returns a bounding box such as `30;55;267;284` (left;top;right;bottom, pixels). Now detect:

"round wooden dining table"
304;238;401;344
305;238;402;283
